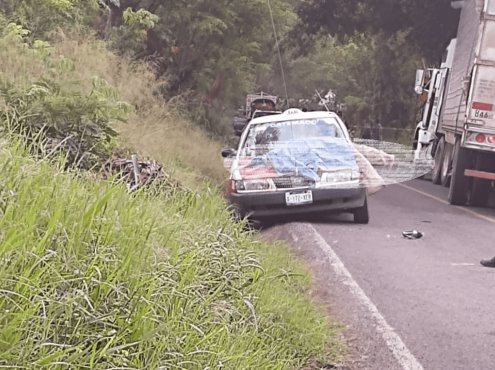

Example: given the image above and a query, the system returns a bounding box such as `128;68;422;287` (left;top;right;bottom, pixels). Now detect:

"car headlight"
234;178;276;192
320;169;360;183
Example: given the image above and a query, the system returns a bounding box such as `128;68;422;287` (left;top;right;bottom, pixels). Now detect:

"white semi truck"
413;39;456;164
414;0;495;206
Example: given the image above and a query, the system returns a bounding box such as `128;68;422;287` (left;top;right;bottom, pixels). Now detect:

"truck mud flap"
465;153;495;207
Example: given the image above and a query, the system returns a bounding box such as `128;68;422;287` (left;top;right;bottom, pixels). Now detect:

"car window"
240;118;345;156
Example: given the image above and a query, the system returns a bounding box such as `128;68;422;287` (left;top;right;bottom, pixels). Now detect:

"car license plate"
285;190;313;206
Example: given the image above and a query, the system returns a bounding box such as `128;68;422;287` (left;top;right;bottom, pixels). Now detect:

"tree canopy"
0;0;463;136
294;0;460;61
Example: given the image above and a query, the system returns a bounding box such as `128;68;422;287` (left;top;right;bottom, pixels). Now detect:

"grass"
0;31;227;187
0;142;343;369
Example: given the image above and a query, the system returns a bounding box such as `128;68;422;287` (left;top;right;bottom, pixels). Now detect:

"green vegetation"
0;143;342;368
0;19;226;185
0;3;345;369
1;0;459;135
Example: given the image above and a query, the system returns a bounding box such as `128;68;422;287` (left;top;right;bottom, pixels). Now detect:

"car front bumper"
228;187;366;219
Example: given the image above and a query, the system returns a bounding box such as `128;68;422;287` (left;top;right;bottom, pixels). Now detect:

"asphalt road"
263;179;495;370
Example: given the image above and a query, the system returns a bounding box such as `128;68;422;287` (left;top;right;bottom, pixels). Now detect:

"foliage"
0;0;99;39
0;143;341;369
276;0;462;131
123;8;159;29
0;78;131;170
0;21;132;170
264;32;421;129
4;22;30;41
103;0;297;135
0;0;464;136
293;0;460;61
0;22;226;185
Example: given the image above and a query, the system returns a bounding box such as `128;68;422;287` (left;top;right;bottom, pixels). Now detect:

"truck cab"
413;39;457;161
233;93;279;136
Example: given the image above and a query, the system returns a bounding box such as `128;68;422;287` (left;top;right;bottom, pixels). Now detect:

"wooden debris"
101;151;185;193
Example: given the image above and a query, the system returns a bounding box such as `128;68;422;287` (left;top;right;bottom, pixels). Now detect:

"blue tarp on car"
246;138;358;181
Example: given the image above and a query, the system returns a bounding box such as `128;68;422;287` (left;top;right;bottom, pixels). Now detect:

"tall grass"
0;142;342;368
0;32;226;187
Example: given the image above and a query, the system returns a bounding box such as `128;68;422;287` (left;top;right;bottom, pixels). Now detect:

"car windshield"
240;117;345;156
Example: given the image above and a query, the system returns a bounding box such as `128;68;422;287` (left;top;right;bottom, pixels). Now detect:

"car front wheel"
353;196;369;224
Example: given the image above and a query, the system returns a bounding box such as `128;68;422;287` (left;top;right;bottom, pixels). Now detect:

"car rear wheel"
353;196;369;224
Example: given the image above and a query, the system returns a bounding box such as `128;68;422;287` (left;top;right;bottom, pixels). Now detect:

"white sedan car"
222;109;369;223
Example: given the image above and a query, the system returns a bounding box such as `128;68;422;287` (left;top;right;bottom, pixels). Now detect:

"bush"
0;78;131;169
0;23;227;185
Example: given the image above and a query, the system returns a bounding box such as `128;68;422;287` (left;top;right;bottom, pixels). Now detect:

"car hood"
238;138;358;182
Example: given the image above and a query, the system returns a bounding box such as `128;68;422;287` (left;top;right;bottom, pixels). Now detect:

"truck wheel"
440;142;453;187
469;153;495;207
448;139;472;206
353;196;369;224
431;138;445;185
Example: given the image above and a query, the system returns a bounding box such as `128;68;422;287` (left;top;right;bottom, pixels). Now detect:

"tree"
266;32;421;130
293;0;460;61
0;0;100;39
103;0;297;134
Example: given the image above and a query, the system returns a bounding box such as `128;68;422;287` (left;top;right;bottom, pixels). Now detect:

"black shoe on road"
480;257;495;268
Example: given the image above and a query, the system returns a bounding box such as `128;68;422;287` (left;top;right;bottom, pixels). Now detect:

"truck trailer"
415;0;495;206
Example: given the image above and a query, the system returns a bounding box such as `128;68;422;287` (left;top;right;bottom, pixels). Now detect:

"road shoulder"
263;223;405;370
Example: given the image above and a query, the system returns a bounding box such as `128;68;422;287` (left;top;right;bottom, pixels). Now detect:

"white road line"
398;183;495;225
293;223;424;370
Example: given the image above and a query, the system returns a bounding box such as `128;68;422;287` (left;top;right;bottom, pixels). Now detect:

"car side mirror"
221;148;237;158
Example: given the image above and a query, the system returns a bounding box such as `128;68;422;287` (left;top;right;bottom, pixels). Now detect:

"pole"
131;154;140;189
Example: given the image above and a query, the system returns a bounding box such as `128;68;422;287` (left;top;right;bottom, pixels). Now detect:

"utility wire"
267;0;290;109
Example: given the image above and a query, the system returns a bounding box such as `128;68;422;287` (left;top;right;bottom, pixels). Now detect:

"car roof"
239;108;351;144
248;108;342;125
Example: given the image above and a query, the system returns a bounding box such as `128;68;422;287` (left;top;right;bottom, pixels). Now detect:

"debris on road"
101;150;186;193
480;256;495;268
402;230;423;239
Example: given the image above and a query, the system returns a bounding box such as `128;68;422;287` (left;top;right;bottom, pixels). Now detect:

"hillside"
0;5;343;370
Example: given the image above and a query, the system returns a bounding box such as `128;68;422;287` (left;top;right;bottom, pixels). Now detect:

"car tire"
353;196;369;224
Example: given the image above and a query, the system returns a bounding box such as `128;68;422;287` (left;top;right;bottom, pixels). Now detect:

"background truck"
414;0;495;206
233;92;280;136
413;39;456;164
